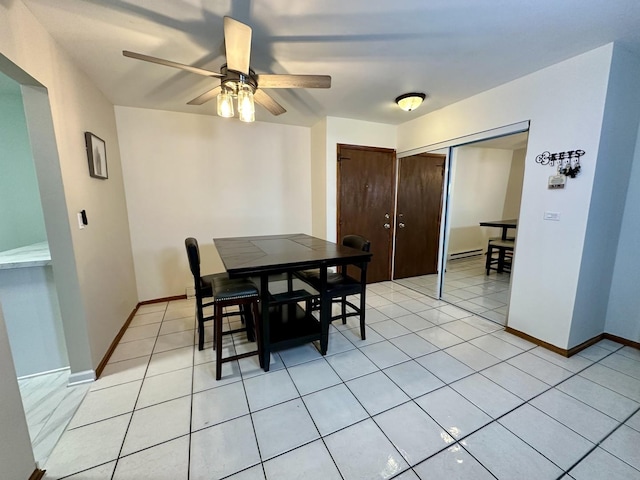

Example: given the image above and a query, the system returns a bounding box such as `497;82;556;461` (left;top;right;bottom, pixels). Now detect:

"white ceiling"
20;0;640;127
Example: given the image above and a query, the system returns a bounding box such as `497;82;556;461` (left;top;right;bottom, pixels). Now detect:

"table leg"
260;274;270;371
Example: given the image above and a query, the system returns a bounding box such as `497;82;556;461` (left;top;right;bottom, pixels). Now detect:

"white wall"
0;303;36;479
116;107;312;301
0;265;67;376
0;87;47;252
324;117;397;242
310;119;328;238
397;45;614;348
447;147;515;254
1;1;138;371
503;148;526;219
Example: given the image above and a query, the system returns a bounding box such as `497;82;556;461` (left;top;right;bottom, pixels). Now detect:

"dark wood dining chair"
485;239;514;275
185;238;261;379
294;234;371;340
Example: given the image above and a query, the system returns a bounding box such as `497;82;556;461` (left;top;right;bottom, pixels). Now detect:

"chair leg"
215;303;223;381
196;299;205;351
241;304;255;342
252;300;263;369
486;246;493;275
498;248;506;273
341;296;347;324
359;290;366;341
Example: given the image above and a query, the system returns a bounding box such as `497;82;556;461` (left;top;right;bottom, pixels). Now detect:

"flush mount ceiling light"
395;92;426;112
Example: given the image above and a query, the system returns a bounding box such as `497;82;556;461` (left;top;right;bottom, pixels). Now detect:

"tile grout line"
111;301;170;479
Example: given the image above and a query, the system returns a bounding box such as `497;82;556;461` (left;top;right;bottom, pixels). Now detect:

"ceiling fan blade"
187;85;222;105
254;89;286;116
257;74;331;89
224;16;252;75
123;51;222;77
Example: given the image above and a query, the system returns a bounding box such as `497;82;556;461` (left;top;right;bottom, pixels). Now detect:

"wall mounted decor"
535;149;584;178
85;132;108;179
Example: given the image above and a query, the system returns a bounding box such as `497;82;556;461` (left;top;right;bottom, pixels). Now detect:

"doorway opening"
0;65;88;466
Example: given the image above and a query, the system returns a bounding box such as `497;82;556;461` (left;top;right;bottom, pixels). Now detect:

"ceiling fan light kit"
396;92;426;111
237;85;255;123
123;16;331;122
217;89;234;118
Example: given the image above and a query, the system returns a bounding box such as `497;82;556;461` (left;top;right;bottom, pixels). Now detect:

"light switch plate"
544;211;560;221
77;212;86;229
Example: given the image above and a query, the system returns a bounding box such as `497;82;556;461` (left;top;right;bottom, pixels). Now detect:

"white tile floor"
18;370;90;466
395;255;512;325
43;284;640;480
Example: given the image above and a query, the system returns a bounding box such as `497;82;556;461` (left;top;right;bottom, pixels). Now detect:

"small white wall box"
548;174;566;189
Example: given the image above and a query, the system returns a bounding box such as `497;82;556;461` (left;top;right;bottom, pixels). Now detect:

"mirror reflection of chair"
485;239;514;275
295;234;371;340
185;237;261;379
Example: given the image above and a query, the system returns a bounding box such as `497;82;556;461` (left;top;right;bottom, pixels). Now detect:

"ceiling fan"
123;16;331;121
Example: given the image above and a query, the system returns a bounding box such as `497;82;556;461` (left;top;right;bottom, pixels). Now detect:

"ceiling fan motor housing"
220;64;258;95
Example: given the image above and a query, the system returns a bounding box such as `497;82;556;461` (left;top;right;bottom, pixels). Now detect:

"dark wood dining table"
213;233;372;371
479;219;518;240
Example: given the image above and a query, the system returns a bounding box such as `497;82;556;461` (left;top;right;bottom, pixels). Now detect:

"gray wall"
605;119;640;342
570;45;640;346
0;74;47;252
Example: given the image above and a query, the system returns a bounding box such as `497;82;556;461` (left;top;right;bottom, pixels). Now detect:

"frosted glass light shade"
395;93;426;112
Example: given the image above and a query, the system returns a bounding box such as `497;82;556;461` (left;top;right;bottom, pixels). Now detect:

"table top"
479;219;518;228
214;233;372;277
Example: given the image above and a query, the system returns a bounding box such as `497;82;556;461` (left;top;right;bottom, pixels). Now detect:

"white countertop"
0;242;51;269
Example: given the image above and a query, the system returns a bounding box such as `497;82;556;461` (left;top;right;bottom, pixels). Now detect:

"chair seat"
295;269;362;296
212;276;259;302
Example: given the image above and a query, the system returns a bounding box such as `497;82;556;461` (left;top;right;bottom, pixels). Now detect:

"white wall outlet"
186;285;195;299
77;212;86;229
544;211;560;221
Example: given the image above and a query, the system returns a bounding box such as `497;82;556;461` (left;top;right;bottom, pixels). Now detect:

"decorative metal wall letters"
535;149;584;178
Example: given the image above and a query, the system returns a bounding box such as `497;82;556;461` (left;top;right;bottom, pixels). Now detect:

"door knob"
384;223;391;229
399;222;405;228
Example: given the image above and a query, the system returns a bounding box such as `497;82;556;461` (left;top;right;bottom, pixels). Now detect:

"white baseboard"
68;369;96;386
17;366;70;381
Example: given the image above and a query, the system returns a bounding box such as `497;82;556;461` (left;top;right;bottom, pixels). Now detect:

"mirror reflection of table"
479;219;517;240
213;234;372;371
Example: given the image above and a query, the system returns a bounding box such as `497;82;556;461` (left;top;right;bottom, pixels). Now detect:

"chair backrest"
342;234;371;253
185;237;201;281
341;235;371;280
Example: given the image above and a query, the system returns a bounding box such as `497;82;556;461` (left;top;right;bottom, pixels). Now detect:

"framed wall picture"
85;132;108;179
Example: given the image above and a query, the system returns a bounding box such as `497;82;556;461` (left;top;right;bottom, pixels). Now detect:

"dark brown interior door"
337;144;395;283
394;153;445;279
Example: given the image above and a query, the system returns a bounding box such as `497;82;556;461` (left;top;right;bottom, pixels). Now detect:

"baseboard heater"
448;248;483;260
